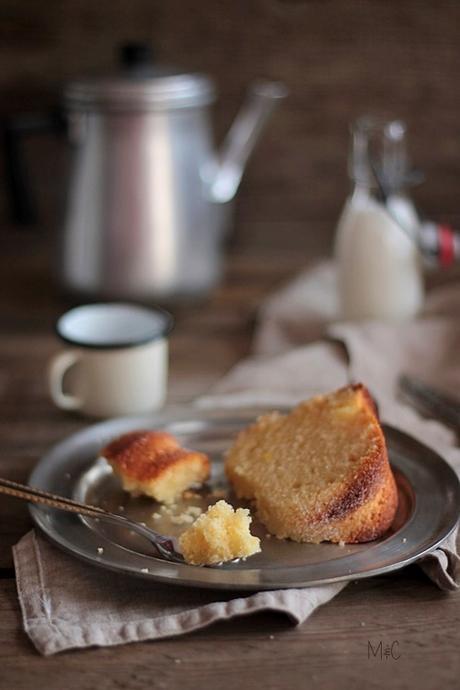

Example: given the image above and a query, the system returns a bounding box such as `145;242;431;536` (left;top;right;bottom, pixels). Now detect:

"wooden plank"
0;569;458;689
2;0;460;227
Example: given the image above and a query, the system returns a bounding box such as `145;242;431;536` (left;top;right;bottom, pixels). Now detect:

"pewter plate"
29;407;460;590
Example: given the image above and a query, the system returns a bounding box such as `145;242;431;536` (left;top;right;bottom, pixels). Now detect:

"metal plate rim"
28;407;460;590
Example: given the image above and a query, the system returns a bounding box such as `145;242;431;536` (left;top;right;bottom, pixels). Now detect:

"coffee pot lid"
64;42;215;111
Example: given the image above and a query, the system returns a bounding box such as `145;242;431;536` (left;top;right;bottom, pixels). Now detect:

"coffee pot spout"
209;80;288;203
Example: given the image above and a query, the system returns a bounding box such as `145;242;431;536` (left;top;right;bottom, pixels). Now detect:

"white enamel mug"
48;303;173;418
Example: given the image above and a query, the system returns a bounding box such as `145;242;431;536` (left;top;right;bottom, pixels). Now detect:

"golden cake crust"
103;431;186;481
225;384;398;544
102;430;210;503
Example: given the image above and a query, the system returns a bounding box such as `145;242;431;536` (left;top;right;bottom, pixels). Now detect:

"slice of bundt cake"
225;384;398;544
102;430;210;504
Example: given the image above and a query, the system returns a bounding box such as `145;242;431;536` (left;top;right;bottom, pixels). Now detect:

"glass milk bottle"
335;117;424;321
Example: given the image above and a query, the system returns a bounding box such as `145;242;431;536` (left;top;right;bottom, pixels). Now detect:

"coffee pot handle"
3;109;66;225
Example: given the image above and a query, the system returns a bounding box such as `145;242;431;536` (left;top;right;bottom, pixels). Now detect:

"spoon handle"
0;475;179;559
0;475;110;519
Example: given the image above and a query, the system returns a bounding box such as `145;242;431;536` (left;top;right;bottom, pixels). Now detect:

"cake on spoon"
179;500;261;565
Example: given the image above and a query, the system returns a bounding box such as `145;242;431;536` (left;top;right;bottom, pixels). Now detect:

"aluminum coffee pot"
5;43;287;301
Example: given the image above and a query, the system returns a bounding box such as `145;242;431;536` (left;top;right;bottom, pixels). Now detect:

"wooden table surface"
0;226;459;690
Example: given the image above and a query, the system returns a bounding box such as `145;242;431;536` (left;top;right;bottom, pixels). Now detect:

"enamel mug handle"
48;350;83;411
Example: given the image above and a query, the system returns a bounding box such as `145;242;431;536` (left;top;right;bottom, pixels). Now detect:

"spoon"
0;476;186;564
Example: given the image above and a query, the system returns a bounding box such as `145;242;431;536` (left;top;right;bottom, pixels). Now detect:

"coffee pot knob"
119;42;154;72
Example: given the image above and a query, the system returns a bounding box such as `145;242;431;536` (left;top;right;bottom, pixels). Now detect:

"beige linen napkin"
13;261;459;655
14;532;344;656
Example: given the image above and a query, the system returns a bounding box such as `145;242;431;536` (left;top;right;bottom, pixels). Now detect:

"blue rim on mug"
55;302;174;350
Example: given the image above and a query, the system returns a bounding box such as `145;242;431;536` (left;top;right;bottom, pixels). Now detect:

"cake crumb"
174;658;181;664
269;635;275;640
170;513;195;525
118;505;125;512
338;540;345;547
141;567;149;573
402;537;407;543
185;506;203;517
152;512;161;520
97;547;104;555
183;490;200;499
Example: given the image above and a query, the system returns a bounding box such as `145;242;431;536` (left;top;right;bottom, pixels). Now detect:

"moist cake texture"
179;500;261;565
225;384;398;544
102;430;210;504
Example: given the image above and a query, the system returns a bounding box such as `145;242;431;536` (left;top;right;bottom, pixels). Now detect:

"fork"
398;374;460;433
0;476;185;564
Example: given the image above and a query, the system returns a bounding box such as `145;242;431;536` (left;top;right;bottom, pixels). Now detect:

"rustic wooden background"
1;0;460;252
1;4;459;686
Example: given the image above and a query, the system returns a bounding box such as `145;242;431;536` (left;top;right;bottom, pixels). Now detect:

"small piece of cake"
225;384;398;544
102;430;210;504
179;500;261;565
